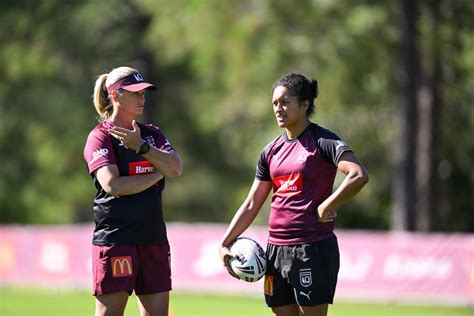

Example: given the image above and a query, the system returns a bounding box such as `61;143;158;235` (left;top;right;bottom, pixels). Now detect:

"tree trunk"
391;0;419;231
416;0;441;231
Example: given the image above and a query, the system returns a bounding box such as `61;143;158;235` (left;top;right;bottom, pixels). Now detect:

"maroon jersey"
256;123;352;245
83;121;174;246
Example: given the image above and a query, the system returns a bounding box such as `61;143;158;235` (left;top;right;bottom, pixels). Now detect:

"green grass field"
0;287;471;316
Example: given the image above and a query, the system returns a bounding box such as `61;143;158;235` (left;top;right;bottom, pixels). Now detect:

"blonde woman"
83;66;182;316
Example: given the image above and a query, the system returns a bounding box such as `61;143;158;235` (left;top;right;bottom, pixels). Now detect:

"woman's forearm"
106;173;163;196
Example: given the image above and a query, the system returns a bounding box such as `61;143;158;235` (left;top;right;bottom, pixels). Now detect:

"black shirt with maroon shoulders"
83;121;174;246
256;123;352;246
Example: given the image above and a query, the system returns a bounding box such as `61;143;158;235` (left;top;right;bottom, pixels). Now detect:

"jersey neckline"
282;122;315;143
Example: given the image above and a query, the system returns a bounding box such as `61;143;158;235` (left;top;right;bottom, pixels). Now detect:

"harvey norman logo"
136;165;154;173
128;161;155;175
272;173;303;197
280;179;298;192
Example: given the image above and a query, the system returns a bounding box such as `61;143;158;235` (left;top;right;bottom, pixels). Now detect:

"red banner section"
0;224;472;304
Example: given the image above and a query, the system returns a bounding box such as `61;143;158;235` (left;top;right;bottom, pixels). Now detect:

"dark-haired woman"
218;73;368;316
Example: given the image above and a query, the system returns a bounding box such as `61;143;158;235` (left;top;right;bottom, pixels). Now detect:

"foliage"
0;0;473;231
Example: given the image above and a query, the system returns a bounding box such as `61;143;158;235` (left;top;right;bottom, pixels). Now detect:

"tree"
416;0;442;231
391;0;419;231
1;0;473;231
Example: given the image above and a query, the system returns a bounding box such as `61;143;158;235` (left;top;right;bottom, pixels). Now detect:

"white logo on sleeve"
90;148;109;163
336;140;348;151
159;138;172;151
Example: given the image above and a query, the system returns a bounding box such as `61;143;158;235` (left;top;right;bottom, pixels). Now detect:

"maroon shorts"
92;244;171;296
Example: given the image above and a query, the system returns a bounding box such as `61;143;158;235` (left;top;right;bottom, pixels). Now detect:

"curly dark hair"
271;73;318;116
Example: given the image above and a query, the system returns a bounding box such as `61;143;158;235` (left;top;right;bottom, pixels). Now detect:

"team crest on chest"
296;147;311;164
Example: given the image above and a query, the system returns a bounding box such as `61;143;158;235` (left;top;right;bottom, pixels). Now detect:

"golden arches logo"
111;256;133;277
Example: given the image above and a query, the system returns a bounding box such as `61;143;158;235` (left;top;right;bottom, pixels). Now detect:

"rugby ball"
228;237;267;282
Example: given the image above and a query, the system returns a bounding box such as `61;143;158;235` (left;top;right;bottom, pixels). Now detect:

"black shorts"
264;236;340;307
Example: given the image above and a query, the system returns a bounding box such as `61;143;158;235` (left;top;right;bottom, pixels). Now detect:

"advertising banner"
0;224;472;305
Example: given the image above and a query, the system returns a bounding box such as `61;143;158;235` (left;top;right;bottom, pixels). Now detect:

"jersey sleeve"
147;124;175;152
83;128;116;175
255;146;271;181
317;130;353;166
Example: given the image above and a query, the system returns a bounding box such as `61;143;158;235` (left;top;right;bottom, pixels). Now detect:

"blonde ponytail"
93;73;112;122
92;67;140;122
